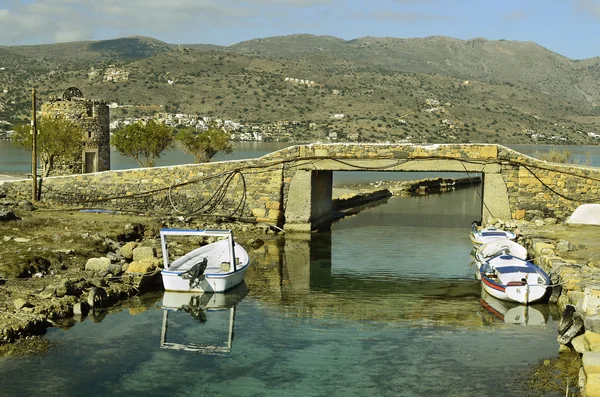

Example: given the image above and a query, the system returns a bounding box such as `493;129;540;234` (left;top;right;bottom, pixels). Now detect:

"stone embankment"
485;217;600;397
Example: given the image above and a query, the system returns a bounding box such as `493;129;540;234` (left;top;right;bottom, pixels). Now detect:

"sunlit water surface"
0;187;562;397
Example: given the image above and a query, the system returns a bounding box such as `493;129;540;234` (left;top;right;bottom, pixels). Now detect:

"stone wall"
2;159;285;225
497;146;600;221
2;143;599;228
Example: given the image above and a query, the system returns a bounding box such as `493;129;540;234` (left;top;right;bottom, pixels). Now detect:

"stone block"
514;209;526;220
132;246;156;261
568;291;586;307
585;316;600;334
572;334;588;353
586;287;600;298
584;351;600;374
586;332;600;351
584;366;600;397
479;145;497;159
126;258;162;274
266;201;280;210
267;209;281;220
119;241;138;260
251;208;266;217
584;289;600;316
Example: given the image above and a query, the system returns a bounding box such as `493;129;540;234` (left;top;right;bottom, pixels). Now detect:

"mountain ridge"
1;34;599;145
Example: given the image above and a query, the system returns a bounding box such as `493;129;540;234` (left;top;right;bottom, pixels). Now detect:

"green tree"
112;120;174;167
176;123;233;163
11;116;84;177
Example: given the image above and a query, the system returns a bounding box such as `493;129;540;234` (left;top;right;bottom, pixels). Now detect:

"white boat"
479;288;547;326
479;254;550;304
470;222;516;246
160;228;250;293
474;239;528;280
160;283;248;354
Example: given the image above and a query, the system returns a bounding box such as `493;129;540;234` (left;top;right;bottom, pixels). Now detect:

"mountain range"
1;34;600;145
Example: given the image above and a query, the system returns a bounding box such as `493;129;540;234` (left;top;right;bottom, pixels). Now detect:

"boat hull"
470;226;516;247
480;275;548;304
162;266;248;293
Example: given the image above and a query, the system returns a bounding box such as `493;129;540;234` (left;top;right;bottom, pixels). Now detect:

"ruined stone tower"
41;87;110;174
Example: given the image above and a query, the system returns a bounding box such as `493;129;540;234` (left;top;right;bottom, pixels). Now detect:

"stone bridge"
2;143;599;231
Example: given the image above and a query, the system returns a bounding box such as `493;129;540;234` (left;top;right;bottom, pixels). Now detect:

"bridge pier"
284;170;333;232
481;172;511;224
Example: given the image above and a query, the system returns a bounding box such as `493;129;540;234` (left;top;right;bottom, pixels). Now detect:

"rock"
55;279;76;297
104;238;121;251
132;246;156;261
585;331;600;351
572;334;588;353
126;258;161;274
85;257;111;272
85;257;122;275
557;240;574;252
3;236;11;242
39;286;56;299
585;316;600;335
13;298;33;310
119;241;138;260
108;264;123;275
106;252;122;262
534;219;545;227
544;218;558;225
18;201;35;211
0;210;19;222
13;237;31;243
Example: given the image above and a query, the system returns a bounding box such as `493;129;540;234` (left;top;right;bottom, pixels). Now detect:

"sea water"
0;188;562;396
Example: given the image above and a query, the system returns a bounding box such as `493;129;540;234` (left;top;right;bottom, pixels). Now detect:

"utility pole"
31;88;37;202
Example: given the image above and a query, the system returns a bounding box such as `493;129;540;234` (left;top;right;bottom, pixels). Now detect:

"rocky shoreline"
0;200;276;352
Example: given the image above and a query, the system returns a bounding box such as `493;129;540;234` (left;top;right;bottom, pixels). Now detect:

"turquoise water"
0;188;562;396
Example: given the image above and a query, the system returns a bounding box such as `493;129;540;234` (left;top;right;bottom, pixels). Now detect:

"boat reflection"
479;287;549;326
159;282;248;354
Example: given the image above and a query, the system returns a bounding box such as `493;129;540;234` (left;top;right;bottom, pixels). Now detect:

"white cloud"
576;0;600;17
0;0;333;45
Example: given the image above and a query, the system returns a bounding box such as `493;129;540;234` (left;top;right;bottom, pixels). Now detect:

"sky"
1;0;600;59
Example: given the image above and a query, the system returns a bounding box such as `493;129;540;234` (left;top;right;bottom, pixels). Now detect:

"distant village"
107;111;324;143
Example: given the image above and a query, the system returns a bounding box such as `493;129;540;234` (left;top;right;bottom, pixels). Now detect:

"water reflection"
479;288;553;326
160;283;248;354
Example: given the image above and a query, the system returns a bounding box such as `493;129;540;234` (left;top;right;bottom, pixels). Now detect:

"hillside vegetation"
1;35;600;145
